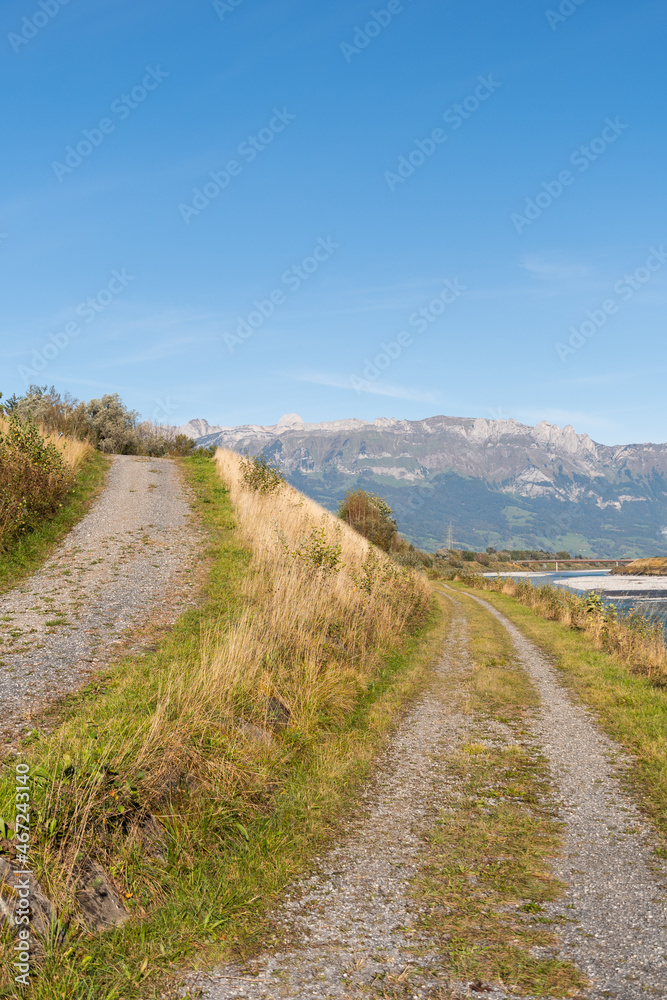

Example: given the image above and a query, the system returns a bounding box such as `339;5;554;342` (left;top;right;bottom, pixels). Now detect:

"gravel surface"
185;605;473;1000
0;455;201;744
557;574;667;594
186;588;667;1000
468;593;667;1000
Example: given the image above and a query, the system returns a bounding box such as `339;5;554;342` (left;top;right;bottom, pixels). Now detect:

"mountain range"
179;414;667;557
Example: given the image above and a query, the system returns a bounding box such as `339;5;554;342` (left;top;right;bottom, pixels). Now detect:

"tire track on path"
0;455;202;745
186;586;667;1000
185;603;473;1000
464;591;667;1000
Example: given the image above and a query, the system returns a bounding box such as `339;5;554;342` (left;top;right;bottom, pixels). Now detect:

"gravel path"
185;604;473;1000
0;455;201;744
185;589;667;1000
467;593;667;1000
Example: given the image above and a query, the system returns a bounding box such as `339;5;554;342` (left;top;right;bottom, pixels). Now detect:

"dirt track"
468;592;667;1000
187;588;667;1000
0;456;201;745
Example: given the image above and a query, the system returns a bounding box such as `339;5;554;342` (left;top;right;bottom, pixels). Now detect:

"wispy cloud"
520;256;591;280
92;307;223;343
292;371;441;403
89;336;201;370
2;305;220;364
557;371;637;387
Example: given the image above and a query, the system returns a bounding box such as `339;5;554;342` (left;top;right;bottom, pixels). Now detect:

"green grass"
0;455;447;1000
0;452;109;596
458;586;667;845
412;589;585;996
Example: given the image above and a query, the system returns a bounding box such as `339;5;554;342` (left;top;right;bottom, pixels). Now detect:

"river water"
487;570;667;635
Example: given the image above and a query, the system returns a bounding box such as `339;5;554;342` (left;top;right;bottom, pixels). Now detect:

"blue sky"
1;0;665;444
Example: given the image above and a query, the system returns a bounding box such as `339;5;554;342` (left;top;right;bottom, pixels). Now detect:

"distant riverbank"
485;569;667;634
616;557;667;576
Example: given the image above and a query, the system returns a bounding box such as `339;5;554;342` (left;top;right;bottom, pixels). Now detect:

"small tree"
338;489;397;552
84;394;139;454
7;385;90;440
169;433;196;456
240;454;285;494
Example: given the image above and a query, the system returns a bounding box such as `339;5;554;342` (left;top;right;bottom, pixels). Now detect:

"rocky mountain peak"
276;413;304;429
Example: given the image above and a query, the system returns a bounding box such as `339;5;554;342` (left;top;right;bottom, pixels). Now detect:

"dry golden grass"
122;450;431;797
0;414;92;469
0;454;439;998
616;557;667;576
1;451;431;919
184;449;432;738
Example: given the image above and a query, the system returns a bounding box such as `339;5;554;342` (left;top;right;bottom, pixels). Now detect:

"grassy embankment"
453;578;667;844
616;557;667;576
412;588;585;997
0;415;108;594
0;450;438;1000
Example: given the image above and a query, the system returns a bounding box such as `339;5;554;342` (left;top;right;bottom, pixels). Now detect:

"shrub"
4;389;208;458
338;489;398;552
84;394;140;454
3;385;91;440
168;433;196;457
289;522;342;572
193;445;217;459
240;453;285;494
462;550;475;562
0;416;75;547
